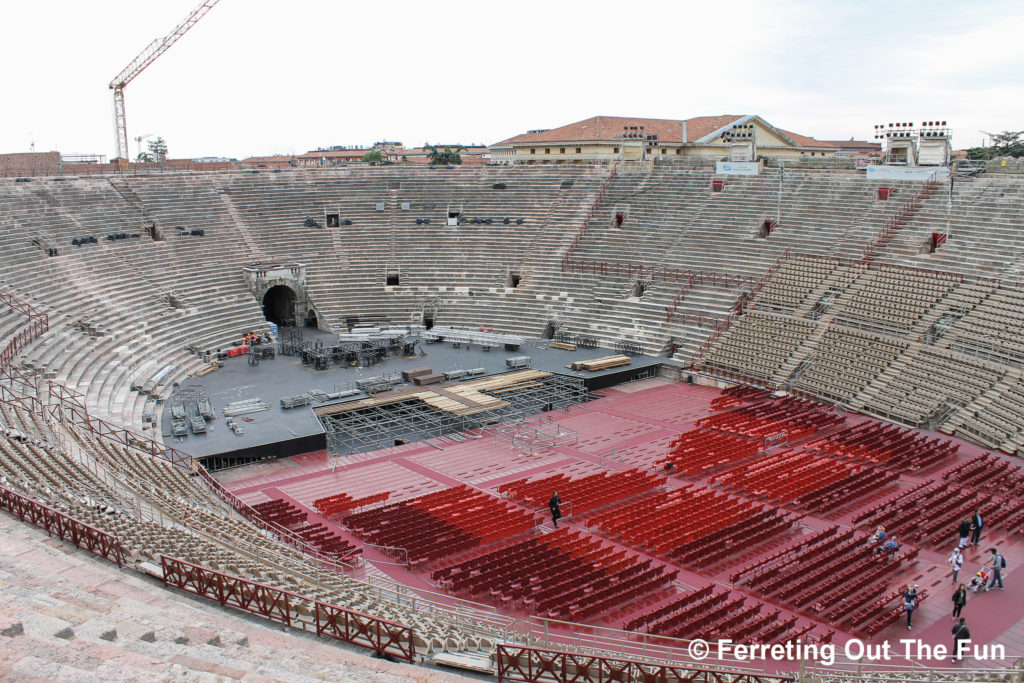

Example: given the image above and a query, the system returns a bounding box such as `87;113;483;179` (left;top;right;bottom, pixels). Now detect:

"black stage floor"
160;328;667;463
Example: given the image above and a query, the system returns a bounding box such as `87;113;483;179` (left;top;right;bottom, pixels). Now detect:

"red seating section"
852;482;1015;548
431;528;677;622
711;449;897;509
313;491;390;517
343;485;533;566
587;484;796;568
657;429;760;476
497;468;664;515
252;498;361;560
622;584;828;644
943;452;1024;497
734;526;915;623
710;385;770;411
696;397;843;440
803;422;958;472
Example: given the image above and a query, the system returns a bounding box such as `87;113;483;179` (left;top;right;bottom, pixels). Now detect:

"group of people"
242;330;272;346
868;525;901;559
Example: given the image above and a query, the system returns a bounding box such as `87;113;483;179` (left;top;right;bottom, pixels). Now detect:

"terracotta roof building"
489;115;839;164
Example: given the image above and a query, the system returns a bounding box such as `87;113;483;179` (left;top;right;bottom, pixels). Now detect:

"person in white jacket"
948;547;964;583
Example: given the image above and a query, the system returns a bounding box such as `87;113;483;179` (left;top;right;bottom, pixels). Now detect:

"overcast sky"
2;0;1021;160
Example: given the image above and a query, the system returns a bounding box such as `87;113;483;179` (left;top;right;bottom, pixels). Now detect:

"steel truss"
323;373;589;456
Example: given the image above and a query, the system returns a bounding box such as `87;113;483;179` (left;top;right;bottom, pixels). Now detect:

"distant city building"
489;115;841;164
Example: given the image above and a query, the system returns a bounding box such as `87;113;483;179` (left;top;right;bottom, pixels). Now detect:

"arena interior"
3;158;1024;683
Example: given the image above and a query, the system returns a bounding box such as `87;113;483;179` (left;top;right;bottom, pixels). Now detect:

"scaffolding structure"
422;326;526;347
320;372;588;456
484;415;579;454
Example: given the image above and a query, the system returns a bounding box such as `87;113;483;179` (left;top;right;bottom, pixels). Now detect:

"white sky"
2;0;1022;160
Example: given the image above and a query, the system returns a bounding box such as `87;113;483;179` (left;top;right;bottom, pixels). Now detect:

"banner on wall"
715;161;760;176
865;165;950;181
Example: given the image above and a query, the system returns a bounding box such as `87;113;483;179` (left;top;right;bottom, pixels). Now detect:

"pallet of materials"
550;342;577;351
568;355;632;372
402;367;432;382
414;373;445;385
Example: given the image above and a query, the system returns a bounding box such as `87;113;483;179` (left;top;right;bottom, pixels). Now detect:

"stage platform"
160;328;666;464
215;378;1024;673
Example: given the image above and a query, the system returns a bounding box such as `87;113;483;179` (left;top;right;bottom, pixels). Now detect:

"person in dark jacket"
957;518;972;549
548;491;562;529
952;583;967;619
903;583;919;629
951;618;971;663
970;511;984;547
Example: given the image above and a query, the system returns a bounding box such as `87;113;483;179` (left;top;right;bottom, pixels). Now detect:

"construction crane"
108;0;220;169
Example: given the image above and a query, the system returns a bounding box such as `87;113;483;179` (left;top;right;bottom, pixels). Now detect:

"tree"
147;137;168;163
135;151;154;163
424;143;466;166
991;130;1024;158
362;150;384;164
965;146;990;161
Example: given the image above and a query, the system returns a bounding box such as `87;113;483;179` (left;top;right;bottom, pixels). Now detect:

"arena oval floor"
2;164;1024;682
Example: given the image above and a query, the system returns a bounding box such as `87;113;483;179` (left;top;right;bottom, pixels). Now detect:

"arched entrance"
263;285;297;326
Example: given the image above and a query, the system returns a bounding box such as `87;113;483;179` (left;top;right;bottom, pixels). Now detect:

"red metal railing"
161;556;414;661
0;485;127;567
316;601;415;662
495;644;797;683
0;290;49;376
560;168;617;271
690;249;792;367
859;177;942;263
664;271;756;321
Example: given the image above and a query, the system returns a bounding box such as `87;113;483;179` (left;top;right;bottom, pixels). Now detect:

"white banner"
865;165;949;181
715;161;760;176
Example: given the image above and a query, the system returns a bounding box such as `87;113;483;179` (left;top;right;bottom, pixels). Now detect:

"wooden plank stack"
568;355;632;372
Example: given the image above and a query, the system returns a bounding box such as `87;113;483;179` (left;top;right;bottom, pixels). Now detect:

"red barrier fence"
0;484;127;567
160;556;414;661
316;601;415;662
495;644;796;683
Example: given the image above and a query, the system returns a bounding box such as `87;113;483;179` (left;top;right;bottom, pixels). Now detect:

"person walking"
988;547;1006;590
548;491;562;529
957;518;972;549
970;510;984;547
951;618;971;663
952;583;967;619
948;547;964;583
903;583;919;630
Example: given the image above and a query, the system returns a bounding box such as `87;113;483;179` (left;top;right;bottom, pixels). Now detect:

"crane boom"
109;0;220;166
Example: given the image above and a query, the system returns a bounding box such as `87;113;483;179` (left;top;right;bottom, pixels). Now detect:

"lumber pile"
550;342;577;351
568;355;632;372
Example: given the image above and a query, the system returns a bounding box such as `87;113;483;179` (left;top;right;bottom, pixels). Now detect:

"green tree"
135;151;154;163
965;146;990;161
424;143;465;166
147;137;168;163
362;150;384;164
991;130;1024;158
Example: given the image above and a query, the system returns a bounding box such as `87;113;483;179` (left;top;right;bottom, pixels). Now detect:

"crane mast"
108;0;220;168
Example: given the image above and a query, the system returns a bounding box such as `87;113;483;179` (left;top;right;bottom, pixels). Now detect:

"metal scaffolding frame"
322;373;589;457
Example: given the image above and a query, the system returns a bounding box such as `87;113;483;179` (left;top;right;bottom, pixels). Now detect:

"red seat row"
343;485;534;565
657;428;760;476
313;490;390;517
497;468;664;515
804;422;959;473
712;450;861;503
431;528;677;621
